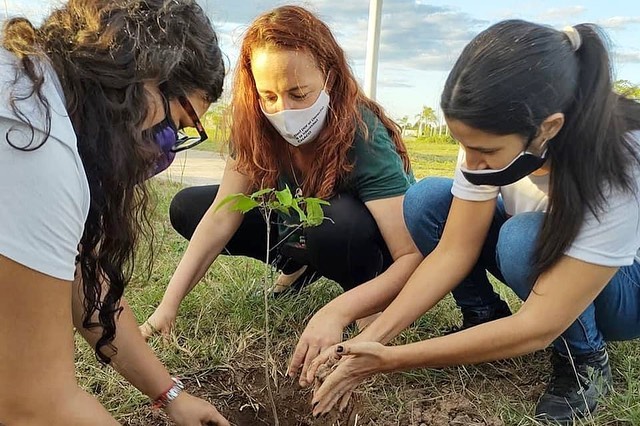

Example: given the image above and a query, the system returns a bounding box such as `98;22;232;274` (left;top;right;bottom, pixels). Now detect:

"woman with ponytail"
308;20;640;424
0;0;229;424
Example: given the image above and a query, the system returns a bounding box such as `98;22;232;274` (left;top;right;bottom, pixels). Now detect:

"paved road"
154;149;227;186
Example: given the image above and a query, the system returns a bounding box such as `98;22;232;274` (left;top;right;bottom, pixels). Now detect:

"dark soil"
122;351;549;425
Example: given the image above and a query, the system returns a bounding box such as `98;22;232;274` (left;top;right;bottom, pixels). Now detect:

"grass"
74;139;640;425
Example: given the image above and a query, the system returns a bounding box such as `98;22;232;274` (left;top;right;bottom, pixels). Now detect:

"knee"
306;194;375;245
403;177;453;256
169;187;196;239
496;212;545;296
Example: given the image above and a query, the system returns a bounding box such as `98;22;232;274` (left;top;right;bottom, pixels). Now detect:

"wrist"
151;377;184;410
380;345;401;373
320;299;354;328
159;295;181;313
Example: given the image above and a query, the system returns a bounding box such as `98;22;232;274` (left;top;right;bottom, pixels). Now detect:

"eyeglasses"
170;96;209;153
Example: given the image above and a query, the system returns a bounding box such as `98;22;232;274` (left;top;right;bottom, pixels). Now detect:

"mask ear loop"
160;94;177;131
526;136;549;158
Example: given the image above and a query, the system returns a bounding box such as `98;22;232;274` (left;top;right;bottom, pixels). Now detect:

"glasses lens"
171;132;205;152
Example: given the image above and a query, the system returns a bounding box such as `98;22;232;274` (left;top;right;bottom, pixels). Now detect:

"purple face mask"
151;114;178;175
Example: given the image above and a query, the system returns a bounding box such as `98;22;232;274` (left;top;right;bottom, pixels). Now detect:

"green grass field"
75;139;640;425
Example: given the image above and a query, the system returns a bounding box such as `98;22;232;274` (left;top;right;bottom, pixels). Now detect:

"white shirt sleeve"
565;169;640;267
0;49;89;281
0;118;88;280
451;148;500;201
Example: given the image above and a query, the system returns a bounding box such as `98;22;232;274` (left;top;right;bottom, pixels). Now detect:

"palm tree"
414;105;437;136
397;115;410;135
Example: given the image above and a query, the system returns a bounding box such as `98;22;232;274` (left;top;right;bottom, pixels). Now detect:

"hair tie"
562;26;582;52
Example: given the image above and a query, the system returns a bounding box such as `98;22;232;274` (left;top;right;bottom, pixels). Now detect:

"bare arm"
310;201;616;416
156;158;251;314
356;196;497;344
72;274;174;399
390;256;618;370
0;255;118;425
72;271;230;425
288;195;426;384
319;195;423;325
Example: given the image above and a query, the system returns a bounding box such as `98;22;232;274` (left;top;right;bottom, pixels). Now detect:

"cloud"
537;6;586;21
598;16;640;30
201;0;487;73
614;49;640;63
378;77;414;88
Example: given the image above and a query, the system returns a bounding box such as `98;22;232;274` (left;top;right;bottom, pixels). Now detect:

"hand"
164;392;230;426
140;303;177;341
287;307;347;387
310;341;391;417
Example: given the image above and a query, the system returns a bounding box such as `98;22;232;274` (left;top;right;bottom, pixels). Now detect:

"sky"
3;0;640;122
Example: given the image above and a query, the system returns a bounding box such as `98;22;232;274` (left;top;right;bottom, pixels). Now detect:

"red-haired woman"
141;5;422;384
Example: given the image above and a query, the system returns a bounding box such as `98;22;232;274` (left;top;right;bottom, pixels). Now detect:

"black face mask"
461;148;548;187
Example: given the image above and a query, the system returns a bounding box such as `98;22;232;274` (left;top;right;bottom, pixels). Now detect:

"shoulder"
0;49;89;280
352;107;393;149
0;47;74;150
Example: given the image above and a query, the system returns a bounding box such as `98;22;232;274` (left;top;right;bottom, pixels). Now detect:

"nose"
465;151;489;170
272;96;292;113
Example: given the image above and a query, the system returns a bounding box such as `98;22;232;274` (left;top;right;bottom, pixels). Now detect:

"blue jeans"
404;177;640;355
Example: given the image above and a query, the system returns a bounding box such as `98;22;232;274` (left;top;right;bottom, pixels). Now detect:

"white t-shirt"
0;48;90;280
451;133;640;267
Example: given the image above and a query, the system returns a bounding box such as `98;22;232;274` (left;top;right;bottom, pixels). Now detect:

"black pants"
169;185;393;291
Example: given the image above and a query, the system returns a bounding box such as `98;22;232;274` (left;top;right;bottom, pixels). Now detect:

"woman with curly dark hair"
0;0;229;424
141;5;423;386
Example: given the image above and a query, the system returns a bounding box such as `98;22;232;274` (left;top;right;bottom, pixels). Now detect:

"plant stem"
262;207;279;426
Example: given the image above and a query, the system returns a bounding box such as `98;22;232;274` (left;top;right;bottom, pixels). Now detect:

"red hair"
231;5;410;198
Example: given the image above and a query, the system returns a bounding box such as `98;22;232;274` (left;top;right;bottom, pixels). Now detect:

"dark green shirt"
277;108;414;239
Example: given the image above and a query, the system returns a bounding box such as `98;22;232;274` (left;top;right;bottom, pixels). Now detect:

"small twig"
262;207;280;426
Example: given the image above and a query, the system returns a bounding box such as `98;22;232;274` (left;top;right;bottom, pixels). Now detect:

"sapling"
216;186;328;425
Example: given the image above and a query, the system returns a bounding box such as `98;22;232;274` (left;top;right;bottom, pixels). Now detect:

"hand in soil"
313;354;340;387
140;303;177;341
288;308;346;387
311;342;389;417
164;392;230;426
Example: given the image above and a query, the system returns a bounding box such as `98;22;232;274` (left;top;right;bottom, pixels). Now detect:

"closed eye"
260;94;277;103
466;146;499;154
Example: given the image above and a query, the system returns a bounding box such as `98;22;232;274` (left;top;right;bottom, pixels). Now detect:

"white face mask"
261;90;331;147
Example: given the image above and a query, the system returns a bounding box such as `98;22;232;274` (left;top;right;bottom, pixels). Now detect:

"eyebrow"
464;144;498;152
257;85;310;94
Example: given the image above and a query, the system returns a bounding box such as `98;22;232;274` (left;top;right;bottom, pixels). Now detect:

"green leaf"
215;193;246;212
271;204;291;216
303;197;330;206
251;188;274;199
305;198;326;227
275;186;294;207
232;195;260;213
291;199;307;222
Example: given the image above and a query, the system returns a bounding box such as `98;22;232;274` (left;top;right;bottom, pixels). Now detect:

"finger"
139;321;155;340
306;345;340;384
300;345;320;387
287;340;308;377
313;379;350;417
338;389;353;413
335;341;374;357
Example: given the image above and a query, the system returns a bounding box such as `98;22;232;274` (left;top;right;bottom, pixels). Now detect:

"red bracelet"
151;377;184;410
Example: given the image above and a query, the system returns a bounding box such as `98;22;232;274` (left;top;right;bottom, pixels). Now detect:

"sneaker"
534;347;613;425
444;299;512;334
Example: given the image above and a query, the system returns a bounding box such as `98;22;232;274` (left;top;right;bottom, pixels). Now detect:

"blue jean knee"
403;177;454;257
